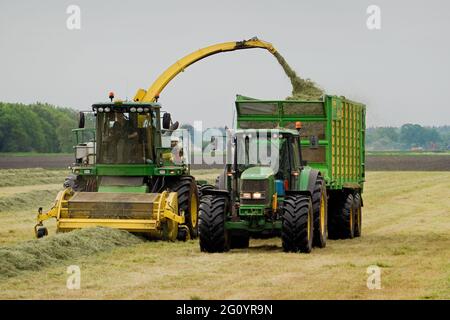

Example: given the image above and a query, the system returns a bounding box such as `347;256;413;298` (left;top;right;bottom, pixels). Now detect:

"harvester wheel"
36;227;48;238
312;175;328;248
198;195;229;253
328;193;355;239
168;176;199;239
281;195;313;253
353;193;362;237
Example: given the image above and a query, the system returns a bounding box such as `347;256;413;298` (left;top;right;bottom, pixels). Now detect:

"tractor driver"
112;113;139;163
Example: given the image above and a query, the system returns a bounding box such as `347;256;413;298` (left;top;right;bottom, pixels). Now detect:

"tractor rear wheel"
168;176;199;239
353;193;362;237
328;193;355;239
281;195;313;253
198;195;229;253
312;175;328;248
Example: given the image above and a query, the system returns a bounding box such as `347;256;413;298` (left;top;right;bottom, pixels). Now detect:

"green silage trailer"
235;94;366;193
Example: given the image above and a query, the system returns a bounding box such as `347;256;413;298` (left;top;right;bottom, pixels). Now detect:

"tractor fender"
285;168;320;199
297;166;321;196
306;168;321;196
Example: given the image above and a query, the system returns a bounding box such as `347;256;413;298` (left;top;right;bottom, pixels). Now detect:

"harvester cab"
35;100;199;241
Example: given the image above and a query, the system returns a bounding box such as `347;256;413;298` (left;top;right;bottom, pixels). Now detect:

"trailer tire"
198;195;229;253
168;176;199;239
353;193;362;237
281;195;313;253
312;175;328;248
329;193;354;239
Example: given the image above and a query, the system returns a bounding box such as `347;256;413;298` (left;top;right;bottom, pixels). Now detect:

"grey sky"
1;0;449;128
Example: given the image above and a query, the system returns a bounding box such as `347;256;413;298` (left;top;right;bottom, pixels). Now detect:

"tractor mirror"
78;112;85;129
162;113;171;129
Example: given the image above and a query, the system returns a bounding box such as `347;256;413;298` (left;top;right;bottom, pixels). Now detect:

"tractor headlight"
130;107;137;112
137;107;143;113
252;192;265;199
98;107;104;112
104;107;111;112
240;192;252;199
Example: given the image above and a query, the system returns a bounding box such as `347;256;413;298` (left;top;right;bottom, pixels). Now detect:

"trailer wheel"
353;193;362;237
329;193;355;239
312;175;328;248
198;195;229;253
281;195;313;253
168;176;199;239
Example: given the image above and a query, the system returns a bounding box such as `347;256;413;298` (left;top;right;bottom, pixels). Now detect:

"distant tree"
0;102;77;153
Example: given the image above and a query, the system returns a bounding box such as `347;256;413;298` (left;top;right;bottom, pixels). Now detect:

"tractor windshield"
235;131;282;170
96;111;157;164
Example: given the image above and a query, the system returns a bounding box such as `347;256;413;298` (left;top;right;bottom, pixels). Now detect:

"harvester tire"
328;193;355;239
281;195;313;253
36;227;48;238
168;176;199;239
353;193;362;237
198;195;229;253
312;175;328;248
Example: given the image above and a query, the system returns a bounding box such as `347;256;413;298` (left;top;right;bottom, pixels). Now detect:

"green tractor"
35;100;199;241
199;127;327;253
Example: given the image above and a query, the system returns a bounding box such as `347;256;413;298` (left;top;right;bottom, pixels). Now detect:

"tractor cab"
223;128;303;203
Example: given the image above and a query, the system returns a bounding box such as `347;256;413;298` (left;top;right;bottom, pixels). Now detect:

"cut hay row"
0;227;143;280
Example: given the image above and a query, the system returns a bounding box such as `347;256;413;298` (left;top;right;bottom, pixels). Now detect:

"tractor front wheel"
198;195;229;253
281;195;314;253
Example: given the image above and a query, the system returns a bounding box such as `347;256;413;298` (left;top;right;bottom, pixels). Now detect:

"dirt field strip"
0;170;448;299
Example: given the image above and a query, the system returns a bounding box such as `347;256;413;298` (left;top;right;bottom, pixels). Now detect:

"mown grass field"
0;169;449;299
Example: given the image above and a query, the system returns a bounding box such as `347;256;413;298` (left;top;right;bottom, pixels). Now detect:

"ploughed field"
1;153;450;171
0;168;448;299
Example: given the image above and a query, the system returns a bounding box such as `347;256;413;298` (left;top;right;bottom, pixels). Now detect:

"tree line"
366;124;450;151
0;102;78;153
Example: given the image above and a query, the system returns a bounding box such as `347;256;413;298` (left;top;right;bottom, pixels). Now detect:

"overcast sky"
1;0;449;128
